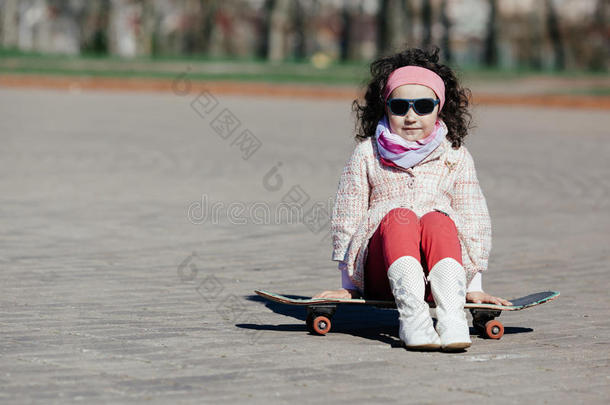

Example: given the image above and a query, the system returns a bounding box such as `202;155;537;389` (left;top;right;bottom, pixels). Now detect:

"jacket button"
407;179;415;188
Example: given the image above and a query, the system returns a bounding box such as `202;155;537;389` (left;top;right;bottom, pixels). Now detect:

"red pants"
364;208;462;301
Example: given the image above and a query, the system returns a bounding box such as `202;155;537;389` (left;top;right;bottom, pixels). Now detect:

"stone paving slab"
0;87;608;404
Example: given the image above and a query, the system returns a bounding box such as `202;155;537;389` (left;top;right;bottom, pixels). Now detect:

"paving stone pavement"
0;87;608;404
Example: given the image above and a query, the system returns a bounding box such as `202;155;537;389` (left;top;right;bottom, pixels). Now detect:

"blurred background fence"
0;0;607;72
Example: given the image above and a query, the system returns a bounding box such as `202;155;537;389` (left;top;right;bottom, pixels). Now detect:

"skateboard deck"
255;289;559;339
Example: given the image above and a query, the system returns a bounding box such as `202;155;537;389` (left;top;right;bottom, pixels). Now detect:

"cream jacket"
331;136;492;294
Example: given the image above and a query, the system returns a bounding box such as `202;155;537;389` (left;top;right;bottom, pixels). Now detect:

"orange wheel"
485;320;504;339
312;315;331;335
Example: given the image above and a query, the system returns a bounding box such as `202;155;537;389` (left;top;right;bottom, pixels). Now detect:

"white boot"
387;256;441;351
428;258;472;351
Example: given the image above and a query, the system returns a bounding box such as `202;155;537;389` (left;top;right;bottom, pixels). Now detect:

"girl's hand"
313;289;360;299
466;291;512;306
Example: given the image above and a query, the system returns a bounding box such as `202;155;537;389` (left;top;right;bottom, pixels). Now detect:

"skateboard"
255;289;559;339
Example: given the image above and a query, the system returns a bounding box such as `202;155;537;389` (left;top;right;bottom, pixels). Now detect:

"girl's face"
385;84;439;142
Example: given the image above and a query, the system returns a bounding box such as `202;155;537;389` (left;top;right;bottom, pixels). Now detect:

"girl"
314;47;511;352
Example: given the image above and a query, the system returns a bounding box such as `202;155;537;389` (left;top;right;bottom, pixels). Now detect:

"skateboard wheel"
312;315;331;335
485;320;504;339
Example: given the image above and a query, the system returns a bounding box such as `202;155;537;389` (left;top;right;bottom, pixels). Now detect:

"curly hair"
352;46;472;149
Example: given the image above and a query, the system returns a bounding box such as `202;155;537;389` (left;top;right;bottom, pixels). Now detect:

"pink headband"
383;66;445;111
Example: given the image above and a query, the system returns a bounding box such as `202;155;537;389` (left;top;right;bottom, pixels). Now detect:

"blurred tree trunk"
182;0;200;54
257;0;273;59
80;0;110;54
216;2;238;57
377;0;390;55
378;0;409;56
267;0;290;61
2;0;19;48
545;0;564;70
439;0;451;62
200;0;219;54
588;0;607;70
292;0;306;60
136;0;157;56
527;1;544;69
483;0;498;67
339;0;353;62
421;0;432;48
401;0;414;46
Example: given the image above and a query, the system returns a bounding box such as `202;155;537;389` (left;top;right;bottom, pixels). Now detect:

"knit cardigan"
330;136;492;295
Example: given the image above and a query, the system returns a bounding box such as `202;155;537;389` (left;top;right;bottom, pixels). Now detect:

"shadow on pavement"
239;293;400;345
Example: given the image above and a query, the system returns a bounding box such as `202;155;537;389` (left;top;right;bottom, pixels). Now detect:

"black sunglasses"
386;98;440;116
